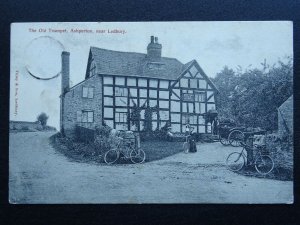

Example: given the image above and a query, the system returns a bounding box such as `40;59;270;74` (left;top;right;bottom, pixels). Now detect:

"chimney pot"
155;37;158;43
150;36;154;43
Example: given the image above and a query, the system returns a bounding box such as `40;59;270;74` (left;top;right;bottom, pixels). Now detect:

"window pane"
152;121;157;130
182;102;187;112
103;76;113;84
82;87;88;97
198;116;205;125
82;112;88;122
88;112;93;122
152;112;158;120
76;111;82;122
88;88;94;98
188;103;194;113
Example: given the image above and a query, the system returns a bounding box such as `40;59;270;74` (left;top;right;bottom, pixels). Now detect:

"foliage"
37;112;49;127
212;57;293;131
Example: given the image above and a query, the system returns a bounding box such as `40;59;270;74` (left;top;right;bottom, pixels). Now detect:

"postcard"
9;22;293;203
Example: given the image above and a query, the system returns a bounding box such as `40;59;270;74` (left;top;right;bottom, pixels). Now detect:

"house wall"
278;95;293;137
170;64;216;133
62;74;103;137
101;63;217;134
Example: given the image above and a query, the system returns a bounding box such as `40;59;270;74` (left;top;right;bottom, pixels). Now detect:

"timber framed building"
60;36;219;136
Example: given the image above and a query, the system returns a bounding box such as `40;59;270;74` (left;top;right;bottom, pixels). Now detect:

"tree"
37;112;49;127
212;57;293;131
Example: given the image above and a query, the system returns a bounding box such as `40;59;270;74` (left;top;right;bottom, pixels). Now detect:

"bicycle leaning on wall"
226;136;274;175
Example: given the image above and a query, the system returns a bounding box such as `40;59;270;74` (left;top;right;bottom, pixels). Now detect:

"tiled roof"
89;47;184;80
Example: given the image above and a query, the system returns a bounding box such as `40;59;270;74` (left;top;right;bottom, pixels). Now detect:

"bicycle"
104;133;146;165
226;142;274;175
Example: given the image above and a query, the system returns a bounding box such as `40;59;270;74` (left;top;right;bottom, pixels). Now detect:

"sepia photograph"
9;22;293;203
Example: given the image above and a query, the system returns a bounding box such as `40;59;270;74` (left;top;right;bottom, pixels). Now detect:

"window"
182;93;194;102
182;114;197;125
195;92;205;102
115;112;127;123
82;87;94;98
115;87;128;96
78;110;94;123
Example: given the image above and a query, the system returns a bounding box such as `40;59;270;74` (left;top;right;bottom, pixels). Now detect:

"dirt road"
9;132;293;203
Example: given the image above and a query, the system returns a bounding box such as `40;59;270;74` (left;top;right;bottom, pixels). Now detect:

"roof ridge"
90;46;182;62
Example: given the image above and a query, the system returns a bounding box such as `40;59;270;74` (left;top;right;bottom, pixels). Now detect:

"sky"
10;22;293;129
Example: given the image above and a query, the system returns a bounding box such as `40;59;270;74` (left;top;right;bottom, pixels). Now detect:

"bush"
266;133;293;180
21;126;29;131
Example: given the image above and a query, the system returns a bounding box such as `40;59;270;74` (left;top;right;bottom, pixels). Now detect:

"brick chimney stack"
61;51;70;94
147;36;162;61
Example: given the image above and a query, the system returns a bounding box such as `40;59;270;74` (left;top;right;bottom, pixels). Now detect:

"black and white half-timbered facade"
60;36;219;136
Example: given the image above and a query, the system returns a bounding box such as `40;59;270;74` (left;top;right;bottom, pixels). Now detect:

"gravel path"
9;132;293;203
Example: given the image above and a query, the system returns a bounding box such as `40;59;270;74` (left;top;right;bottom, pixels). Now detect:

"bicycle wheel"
255;155;274;175
219;135;230;146
130;148;146;164
226;152;245;171
228;130;245;147
183;142;189;153
104;149;119;165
